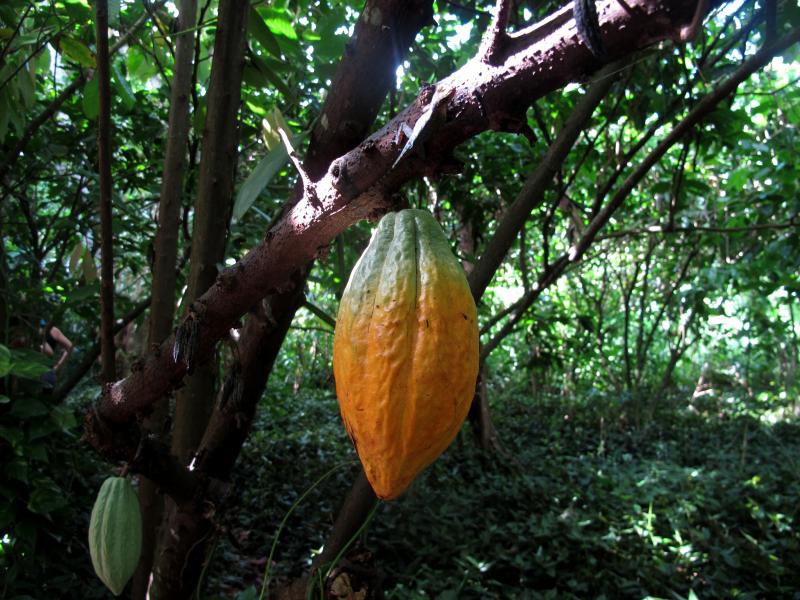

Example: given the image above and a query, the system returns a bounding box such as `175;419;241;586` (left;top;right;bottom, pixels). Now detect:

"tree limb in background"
480;26;800;360
95;0;116;383
467;59;625;301
303;300;337;329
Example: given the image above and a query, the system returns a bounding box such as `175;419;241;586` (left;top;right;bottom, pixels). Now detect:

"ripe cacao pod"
88;476;142;596
333;209;479;499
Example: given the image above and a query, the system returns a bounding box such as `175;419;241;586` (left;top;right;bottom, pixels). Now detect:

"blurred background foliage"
0;0;798;597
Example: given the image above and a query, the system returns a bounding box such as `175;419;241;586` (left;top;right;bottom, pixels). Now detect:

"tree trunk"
133;0;198;597
151;284;305;598
151;1;435;597
467;363;503;452
151;1;249;598
95;0;116;383
170;0;248;464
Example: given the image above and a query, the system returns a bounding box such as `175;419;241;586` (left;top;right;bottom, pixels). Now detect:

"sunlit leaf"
58;37;95;68
233;131;306;221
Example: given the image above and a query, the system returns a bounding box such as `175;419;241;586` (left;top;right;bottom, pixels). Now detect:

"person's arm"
49;326;74;372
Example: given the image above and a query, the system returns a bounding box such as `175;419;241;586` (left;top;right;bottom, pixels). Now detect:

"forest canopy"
1;0;799;598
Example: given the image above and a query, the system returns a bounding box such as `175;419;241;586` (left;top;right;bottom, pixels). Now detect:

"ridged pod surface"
333;209;479;500
88;476;142;596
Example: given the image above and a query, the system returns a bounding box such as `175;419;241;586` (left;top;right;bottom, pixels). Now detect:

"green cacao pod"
88;476;142;596
333;209;479;500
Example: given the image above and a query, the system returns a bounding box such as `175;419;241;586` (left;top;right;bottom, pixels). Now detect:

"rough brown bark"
95;0;116;383
150;285;304;598
133;0;199;596
93;0;710;428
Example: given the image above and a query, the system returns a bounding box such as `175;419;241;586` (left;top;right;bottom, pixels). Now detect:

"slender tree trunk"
95;0;116;383
169;0;248;465
151;1;249;598
133;1;199;597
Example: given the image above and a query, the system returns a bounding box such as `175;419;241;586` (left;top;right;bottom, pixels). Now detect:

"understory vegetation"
206;385;800;599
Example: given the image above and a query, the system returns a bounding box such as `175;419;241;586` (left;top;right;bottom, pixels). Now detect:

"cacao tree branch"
125;2;436;597
96;0;707;427
303;300;337;329
598;219;800;238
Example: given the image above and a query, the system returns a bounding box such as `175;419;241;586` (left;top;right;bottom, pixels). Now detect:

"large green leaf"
248;5;282;56
58;37;95;67
112;64;136;112
233;131;306;221
0;344;10;377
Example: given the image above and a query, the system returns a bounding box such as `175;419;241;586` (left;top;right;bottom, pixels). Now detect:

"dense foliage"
1;0;798;598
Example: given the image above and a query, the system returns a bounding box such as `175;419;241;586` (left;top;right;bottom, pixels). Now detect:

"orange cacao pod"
333;209;479;499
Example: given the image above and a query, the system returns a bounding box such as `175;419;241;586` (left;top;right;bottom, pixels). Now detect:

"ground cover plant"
208;386;800;599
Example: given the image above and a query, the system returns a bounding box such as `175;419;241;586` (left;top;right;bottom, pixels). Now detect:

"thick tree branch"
98;0;709;426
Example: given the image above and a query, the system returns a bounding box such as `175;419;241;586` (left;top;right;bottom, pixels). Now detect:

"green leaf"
68;281;99;302
10;348;50;378
58;37;95;68
248;6;282;56
82;250;97;282
233;132;306;221
247;54;292;98
82;75;99;120
5;461;28;484
28;481;68;516
27;443;48;462
51;405;77;431
112;64;136;111
0;344;10;377
10;397;50;418
68;241;84;275
264;15;298;41
0;90;9;143
127;45;158;83
17;67;34;108
261;107;292;151
0;424;22;445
